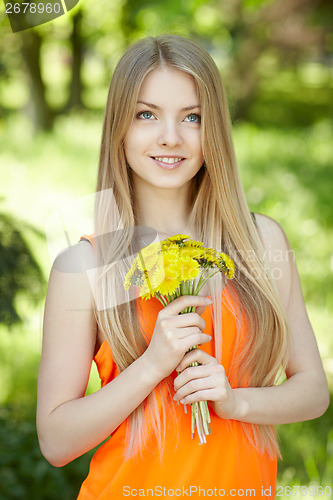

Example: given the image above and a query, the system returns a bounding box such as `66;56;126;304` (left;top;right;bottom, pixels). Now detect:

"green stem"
195;270;207;292
195;270;220;294
156;294;168;307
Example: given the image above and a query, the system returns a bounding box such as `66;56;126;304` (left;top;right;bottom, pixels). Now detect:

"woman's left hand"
173;348;239;420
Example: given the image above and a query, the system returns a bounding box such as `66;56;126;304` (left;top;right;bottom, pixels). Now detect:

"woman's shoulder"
252;212;294;310
47;239;97;318
52;238;96;275
252;213;290;253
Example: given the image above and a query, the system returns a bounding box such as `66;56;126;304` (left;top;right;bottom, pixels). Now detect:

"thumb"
193;304;208;316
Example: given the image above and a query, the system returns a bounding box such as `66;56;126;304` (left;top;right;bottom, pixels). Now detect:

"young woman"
37;35;329;499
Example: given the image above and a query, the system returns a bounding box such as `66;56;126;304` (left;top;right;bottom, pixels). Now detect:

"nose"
157;120;183;148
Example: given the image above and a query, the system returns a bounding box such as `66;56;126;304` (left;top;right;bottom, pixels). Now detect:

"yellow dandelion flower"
138;252;162;274
150;264;165;290
218;252;235;279
164;234;190;245
190;247;205;259
178;247;192;259
124;253;145;288
127;254;140;274
162;248;180;268
124;276;131;290
202;248;219;266
183;240;203;248
141;291;154;301
124;269;134;289
180;246;204;260
161;239;180;251
153;264;181;296
137;270;155;297
177;255;201;282
139;274;158;300
139;242;161;258
124;268;145;290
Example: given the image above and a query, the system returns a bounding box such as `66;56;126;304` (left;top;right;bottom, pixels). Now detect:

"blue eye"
137;111;154;120
185;114;201;123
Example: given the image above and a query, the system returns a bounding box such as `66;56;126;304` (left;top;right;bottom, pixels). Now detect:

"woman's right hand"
144;295;212;381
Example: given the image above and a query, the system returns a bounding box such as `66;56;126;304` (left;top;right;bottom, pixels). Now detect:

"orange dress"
77;236;277;499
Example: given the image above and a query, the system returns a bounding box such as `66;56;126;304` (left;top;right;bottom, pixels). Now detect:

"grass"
0;111;332;497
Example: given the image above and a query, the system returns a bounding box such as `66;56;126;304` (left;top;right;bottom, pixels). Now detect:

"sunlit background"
0;0;332;498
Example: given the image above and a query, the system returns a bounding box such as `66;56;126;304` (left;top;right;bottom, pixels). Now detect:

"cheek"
124;131;138;161
195;144;204;166
185;129;203;155
124;127;149;156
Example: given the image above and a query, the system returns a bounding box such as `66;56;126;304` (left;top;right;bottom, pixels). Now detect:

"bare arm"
174;215;329;423
37;241;211;467
233;214;329;423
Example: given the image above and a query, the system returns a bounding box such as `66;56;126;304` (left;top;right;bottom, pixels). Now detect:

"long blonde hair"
94;34;290;459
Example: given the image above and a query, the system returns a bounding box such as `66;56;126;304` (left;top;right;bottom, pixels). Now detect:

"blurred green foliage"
0;0;332;496
1;0;332;129
0;209;45;326
235;121;333;312
277;405;333;488
0;405;95;500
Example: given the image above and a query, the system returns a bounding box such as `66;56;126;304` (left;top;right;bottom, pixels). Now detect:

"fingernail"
173;394;178;401
205;297;212;304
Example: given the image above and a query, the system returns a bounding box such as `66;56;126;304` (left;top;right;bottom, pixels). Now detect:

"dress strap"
79;233;95;248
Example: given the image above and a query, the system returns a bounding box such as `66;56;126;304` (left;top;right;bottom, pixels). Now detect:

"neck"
134;184;195;239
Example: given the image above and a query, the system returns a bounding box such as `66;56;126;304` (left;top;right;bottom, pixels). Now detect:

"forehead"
137;67;200;106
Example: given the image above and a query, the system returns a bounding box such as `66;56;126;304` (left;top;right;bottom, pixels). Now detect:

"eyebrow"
137;100;201;112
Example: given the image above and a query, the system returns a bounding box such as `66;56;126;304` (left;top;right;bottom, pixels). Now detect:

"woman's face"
124;67;204;194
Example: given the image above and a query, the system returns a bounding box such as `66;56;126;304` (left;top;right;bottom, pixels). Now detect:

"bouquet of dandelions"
124;234;235;444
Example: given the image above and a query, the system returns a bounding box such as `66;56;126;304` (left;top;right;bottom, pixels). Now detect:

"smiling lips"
153;156;184;164
151;156;185;169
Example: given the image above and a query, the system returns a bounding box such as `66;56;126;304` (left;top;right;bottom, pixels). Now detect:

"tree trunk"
20;30;54;131
65;9;84;110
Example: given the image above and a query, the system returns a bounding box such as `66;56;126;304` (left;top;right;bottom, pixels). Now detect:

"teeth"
154;157;183;164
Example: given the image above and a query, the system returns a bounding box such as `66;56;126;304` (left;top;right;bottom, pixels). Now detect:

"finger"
174;364;212;391
174;376;212;401
159;313;206;332
178;389;217;405
167;326;204;339
176;349;216;372
194;304;207;316
179;333;212;354
175;364;226;394
163;295;211;316
171;312;206;332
